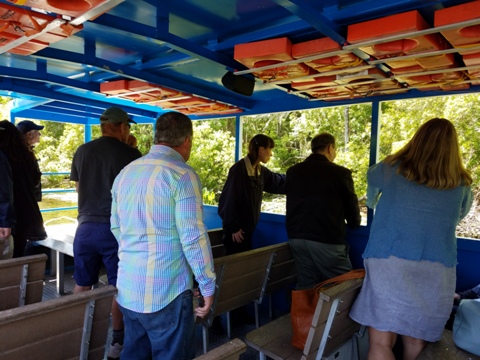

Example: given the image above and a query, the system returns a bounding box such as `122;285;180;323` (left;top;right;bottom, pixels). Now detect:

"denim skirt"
349;256;455;342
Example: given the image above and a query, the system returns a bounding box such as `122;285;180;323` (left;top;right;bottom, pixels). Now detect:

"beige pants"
0;235;14;259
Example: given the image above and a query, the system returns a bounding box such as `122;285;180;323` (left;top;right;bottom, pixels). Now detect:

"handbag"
453;298;480;356
290;269;365;350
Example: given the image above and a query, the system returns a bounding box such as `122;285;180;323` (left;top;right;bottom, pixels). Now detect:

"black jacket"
9;150;46;240
285;153;360;245
218;157;286;235
0;150;14;229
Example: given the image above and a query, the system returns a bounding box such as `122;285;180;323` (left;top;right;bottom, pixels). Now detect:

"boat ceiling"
0;0;478;124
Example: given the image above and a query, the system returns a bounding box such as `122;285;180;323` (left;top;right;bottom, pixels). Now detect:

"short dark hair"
311;133;335;153
154;111;193;147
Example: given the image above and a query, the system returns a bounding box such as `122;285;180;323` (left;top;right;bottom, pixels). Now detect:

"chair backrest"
0;285;117;360
209;244;278;319
303;277;364;359
0;253;48;310
265;242;297;295
208;228;226;258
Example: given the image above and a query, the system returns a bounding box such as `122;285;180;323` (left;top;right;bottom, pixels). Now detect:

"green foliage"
380;94;480;187
130;123;154;155
32;121;84;189
189;118;237;203
243;104;372;203
90;123;153;155
8;94;480;236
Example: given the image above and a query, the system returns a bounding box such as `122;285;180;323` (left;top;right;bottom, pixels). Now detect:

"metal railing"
40;172;78;214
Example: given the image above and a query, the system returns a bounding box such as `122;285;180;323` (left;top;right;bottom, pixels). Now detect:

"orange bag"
290;269;366;349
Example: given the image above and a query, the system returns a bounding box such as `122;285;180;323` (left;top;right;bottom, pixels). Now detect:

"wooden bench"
200;243;282;353
0;285;117;360
0;254;47;310
245;277;364;360
194;338;247;360
255;242;297;319
417;329;480;360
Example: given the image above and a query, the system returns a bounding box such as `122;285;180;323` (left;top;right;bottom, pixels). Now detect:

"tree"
6;93;479;237
189;118;236;204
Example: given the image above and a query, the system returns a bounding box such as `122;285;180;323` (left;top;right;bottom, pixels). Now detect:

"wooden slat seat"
265;242;297;295
0;285;117;360
417;329;480;360
200;243;281;353
245;277;364;360
194;338;247;360
255;242;297;319
0;253;48;310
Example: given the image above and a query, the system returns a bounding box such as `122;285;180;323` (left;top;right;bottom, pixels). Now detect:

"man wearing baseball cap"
16;120;45;202
16;120;44;147
70;107;142;359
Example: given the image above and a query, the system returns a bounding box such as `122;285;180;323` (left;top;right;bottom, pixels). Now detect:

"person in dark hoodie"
218;134;286;255
0;120;46;258
0;124;15;259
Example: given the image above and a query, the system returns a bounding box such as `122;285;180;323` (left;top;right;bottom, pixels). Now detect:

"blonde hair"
384;118;472;189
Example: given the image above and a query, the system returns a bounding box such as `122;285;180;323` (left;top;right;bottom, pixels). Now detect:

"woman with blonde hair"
350;118;473;360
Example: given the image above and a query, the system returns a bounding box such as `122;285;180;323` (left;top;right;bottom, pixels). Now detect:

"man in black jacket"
286;133;361;289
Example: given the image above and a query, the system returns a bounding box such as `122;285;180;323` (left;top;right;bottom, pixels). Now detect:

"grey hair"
154;111;193;146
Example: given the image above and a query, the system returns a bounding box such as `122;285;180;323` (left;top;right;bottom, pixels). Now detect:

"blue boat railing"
40;172;78;214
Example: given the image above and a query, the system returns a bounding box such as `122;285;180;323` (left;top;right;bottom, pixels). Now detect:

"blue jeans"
119;290;195;360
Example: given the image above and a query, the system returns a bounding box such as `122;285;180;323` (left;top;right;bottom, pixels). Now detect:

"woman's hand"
232;229;245;243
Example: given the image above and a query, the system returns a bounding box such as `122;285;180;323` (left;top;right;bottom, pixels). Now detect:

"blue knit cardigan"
363;162;473;267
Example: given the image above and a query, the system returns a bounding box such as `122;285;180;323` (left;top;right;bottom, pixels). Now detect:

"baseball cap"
100;107;137;124
16;120;44;134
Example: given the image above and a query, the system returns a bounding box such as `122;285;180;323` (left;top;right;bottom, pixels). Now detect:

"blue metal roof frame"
0;0;477;124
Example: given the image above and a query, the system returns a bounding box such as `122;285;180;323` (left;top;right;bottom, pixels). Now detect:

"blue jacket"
363;162;473;267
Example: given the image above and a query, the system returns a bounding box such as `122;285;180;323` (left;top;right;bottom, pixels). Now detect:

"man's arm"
176;170;216;314
110;177;121;241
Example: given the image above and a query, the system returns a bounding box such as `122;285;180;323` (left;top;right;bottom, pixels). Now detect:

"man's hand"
194;294;214;318
232;229;244;243
0;227;11;239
